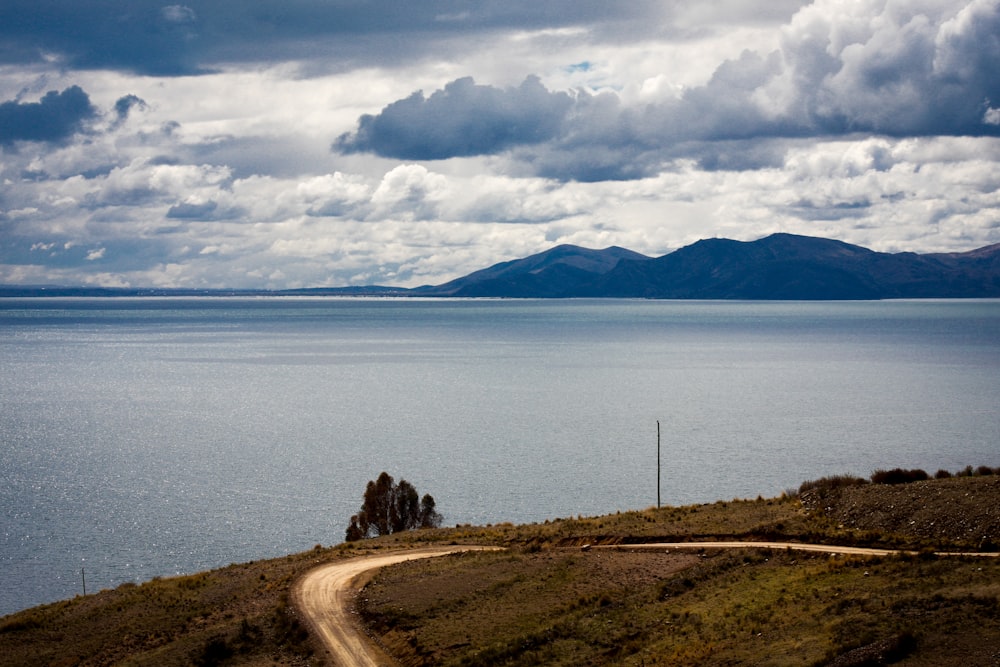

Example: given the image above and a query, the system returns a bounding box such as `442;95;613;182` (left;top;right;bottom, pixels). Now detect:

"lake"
2;297;999;615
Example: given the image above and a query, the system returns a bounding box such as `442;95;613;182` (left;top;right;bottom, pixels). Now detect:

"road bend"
295;541;996;666
294;546;498;667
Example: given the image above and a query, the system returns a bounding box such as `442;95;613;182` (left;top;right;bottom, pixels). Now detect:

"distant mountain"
411;233;1000;299
4;234;999;300
415;244;651;297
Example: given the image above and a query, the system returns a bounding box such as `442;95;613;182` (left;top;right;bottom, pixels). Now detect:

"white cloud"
161;5;196;24
1;0;999;289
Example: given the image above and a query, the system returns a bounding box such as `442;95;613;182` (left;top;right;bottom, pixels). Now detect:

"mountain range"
407;233;1000;299
4;233;1000;299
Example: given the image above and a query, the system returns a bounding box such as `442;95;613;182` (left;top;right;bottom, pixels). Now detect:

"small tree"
345;472;442;541
419;493;441;528
392;479;420;533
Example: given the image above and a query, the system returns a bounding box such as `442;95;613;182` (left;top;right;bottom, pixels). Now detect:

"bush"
798;474;868;496
934;469;952;479
195;636;233;667
870;468;929;485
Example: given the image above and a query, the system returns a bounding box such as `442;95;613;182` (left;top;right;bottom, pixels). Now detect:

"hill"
411;233;1000;299
2;472;999;666
415;244;651;297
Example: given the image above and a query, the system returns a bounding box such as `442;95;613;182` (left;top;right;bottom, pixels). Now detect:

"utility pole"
657;420;661;508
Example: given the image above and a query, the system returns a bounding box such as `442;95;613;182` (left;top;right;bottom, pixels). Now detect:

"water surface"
2;298;998;615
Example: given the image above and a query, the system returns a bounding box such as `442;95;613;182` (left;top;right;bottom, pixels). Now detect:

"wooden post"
81;567;86;596
657;420;661;508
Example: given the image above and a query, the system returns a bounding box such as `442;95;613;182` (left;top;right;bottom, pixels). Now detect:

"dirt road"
591;541;1000;557
293;546;496;667
295;541;997;666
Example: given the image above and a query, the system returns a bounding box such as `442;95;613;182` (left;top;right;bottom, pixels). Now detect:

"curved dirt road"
294;546;496;667
295;542;997;666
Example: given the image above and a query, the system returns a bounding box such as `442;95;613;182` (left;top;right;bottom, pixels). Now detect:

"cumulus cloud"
786;0;1000;135
0;86;96;146
2;0;1000;289
166;200;219;220
112;94;147;124
335;76;574;159
335;0;1000;181
3;133;999;288
89;158;233;208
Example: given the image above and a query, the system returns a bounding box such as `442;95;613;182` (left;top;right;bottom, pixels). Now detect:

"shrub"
870;468;929;485
934;469;952;479
798;474;868;496
194;636;233;667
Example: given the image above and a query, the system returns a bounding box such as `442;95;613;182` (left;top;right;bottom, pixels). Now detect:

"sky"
1;0;999;289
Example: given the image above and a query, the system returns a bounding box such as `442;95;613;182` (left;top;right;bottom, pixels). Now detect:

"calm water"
2;298;999;615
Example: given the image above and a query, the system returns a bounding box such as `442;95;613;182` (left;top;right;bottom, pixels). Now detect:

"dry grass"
0;544;374;667
360;475;1000;666
2;474;998;666
361;549;1000;666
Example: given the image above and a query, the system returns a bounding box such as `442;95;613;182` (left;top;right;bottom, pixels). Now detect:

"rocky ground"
800;475;1000;550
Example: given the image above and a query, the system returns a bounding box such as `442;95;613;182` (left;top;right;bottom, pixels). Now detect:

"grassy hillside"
2;473;998;666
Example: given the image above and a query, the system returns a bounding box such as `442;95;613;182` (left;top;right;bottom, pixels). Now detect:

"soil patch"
800;476;1000;549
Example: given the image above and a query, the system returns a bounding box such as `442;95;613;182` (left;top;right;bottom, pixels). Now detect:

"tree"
345;472;442;541
392;479;420;533
419;493;441;529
